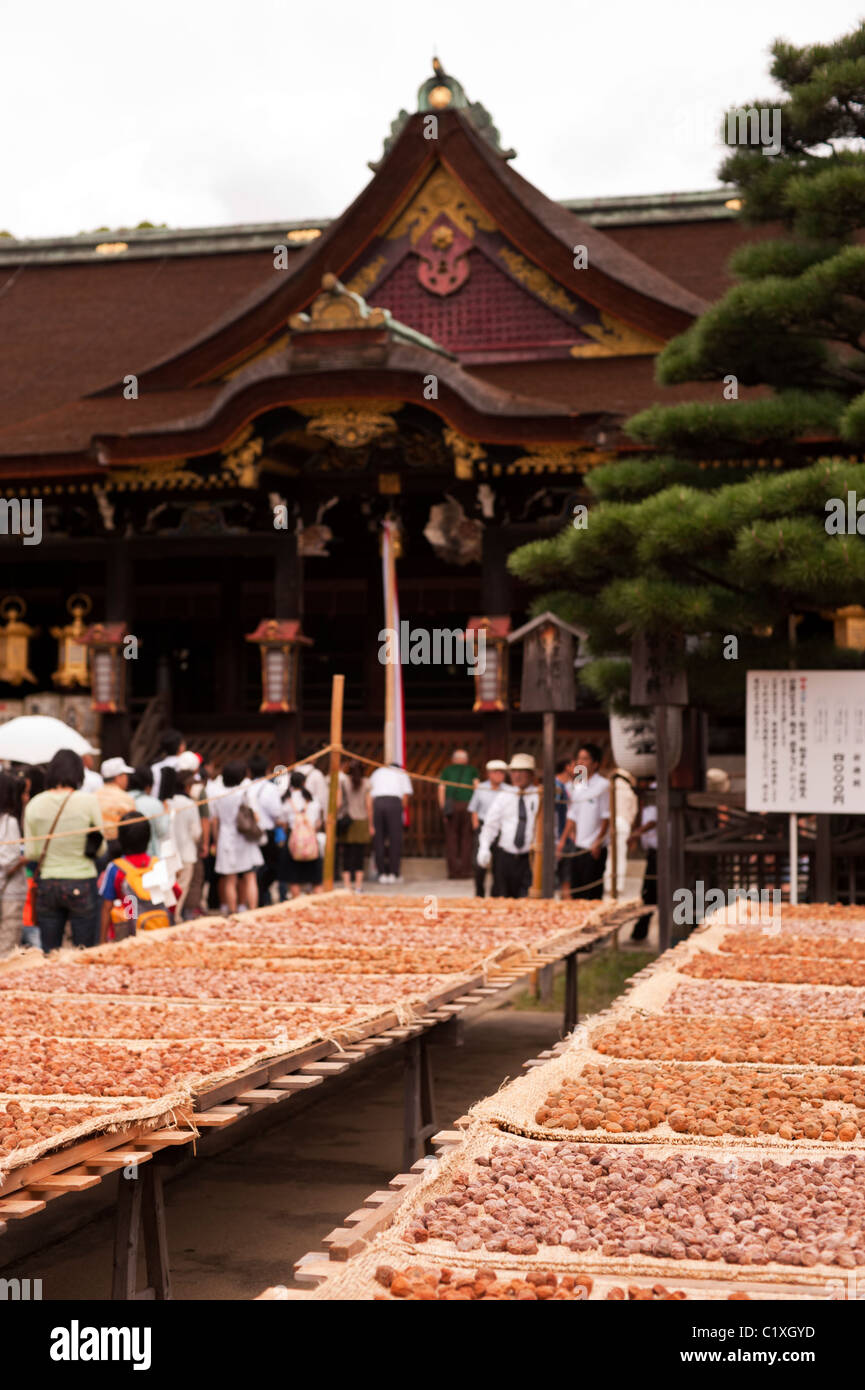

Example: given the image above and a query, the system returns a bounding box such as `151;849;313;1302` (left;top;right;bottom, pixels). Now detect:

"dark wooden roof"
0;106;764;467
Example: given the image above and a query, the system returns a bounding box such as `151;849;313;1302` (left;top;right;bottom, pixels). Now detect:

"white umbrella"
0;715;97;765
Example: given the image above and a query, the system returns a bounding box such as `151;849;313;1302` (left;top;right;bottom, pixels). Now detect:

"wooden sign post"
322;674;345;892
630;633;687;954
508;612;586;899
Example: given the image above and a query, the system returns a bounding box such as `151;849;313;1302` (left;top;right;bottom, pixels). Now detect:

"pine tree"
510;23;865;714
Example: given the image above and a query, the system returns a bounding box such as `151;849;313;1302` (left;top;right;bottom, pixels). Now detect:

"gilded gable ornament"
570;311;663;358
301;400;401;449
507;445;609;475
220;427;263;486
289;274;388;332
498;247;577;316
386;166;496;245
443;428;486;479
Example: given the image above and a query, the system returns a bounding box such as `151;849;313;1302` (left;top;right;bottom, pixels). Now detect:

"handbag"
235;790;261;843
23;792;74;928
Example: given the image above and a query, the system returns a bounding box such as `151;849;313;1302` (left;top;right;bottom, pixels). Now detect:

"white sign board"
746;670;865;813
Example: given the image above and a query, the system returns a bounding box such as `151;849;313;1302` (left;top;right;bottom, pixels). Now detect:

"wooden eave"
106;110;706;397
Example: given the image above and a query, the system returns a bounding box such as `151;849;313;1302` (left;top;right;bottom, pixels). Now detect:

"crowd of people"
0;731;411;957
438;744;657;923
0;728;662;956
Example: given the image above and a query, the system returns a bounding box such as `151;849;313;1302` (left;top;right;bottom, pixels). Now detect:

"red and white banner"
381;519;405;768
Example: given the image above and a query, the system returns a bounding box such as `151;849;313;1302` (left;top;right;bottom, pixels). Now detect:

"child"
98;811;181;943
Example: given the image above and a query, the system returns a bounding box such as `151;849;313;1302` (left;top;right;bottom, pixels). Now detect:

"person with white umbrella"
23;748;105;952
0;715;96;767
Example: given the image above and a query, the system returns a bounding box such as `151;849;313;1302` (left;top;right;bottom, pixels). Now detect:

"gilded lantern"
0;597;39;685
51;594;92;688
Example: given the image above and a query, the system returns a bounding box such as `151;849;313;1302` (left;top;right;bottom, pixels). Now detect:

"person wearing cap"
95;757;136;857
560;742;610;900
468;760;508;897
476;754;539;898
128;765;170;858
437;748;479;880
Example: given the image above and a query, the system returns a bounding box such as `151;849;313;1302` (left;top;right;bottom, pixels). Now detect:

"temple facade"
0;64;771;848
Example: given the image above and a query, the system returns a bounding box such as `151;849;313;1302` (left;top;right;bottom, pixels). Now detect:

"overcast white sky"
2;0;863;239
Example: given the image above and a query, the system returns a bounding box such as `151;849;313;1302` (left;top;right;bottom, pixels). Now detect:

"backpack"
235;790;261;843
110;857;172;933
288;806;319;861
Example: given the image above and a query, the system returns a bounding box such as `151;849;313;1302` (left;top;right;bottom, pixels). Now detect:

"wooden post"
655;703;672;953
815;814;831;902
101;539;132;758
609;771;618;901
322;674;344;892
564;950;579;1032
542;711;556;899
531;783;544;897
789;813;799;906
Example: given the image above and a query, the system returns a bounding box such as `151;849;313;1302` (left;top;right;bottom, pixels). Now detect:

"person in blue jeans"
23;748;105;953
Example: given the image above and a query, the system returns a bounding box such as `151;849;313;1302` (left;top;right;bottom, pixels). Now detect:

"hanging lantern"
51;594;92;688
0;597;39;685
832;605;865;652
245;619;311;712
466;616;510;711
82;622;129;712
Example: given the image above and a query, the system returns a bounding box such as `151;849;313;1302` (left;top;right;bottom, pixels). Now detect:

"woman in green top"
23;748;105;953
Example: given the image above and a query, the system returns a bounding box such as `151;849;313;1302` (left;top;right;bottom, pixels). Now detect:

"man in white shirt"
560;742;610;900
476;753;539;899
368;762;412;883
248;753;287;905
468;759;508;897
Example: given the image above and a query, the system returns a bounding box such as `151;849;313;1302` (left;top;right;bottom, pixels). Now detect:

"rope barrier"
3;739;613;868
0;748;334;851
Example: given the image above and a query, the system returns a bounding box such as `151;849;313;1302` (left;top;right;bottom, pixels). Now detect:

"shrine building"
0;62;770;843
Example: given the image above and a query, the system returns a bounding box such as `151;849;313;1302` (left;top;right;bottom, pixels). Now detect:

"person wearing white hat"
468;760;509;897
95;757;136;853
476;753;539;898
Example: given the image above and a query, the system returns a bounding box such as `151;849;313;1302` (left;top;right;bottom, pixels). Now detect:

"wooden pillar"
815;815;832;902
217;570;240;717
101;541;132;758
541;711;556;898
274;538;301;766
655;703;672;953
322;674;344;891
481;526;511;762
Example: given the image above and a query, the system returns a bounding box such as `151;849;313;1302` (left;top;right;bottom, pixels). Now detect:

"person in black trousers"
628;789;657;940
